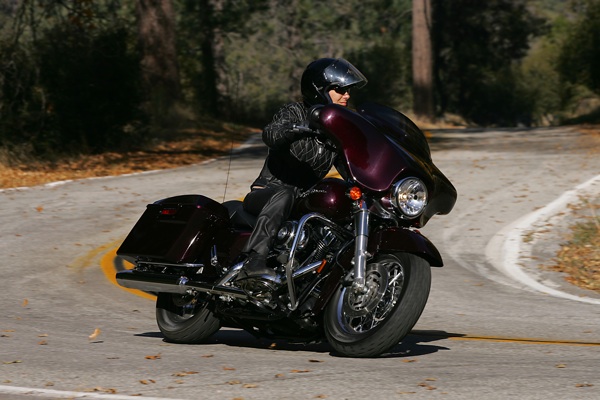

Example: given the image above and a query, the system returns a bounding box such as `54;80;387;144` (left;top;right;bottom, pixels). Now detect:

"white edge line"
0;385;183;400
485;174;600;305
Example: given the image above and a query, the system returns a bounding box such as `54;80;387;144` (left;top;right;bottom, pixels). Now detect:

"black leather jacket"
252;102;339;190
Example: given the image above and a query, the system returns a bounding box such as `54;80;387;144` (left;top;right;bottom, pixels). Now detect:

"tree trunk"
199;0;228;118
412;0;434;121
135;0;181;115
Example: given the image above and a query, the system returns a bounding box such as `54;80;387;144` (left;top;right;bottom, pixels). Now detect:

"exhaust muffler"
116;270;247;299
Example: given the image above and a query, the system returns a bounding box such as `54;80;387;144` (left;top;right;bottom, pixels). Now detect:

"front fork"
352;199;369;293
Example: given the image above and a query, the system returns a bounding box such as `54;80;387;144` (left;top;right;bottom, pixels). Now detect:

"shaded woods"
1;0;599;161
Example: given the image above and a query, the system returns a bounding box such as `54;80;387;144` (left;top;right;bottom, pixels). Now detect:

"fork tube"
353;199;369;292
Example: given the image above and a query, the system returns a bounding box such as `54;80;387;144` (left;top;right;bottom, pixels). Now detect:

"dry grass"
0;124;258;189
546;198;600;293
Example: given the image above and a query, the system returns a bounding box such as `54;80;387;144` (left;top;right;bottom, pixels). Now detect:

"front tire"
156;293;220;343
324;253;431;357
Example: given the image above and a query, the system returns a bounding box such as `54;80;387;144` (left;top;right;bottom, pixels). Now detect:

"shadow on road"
134;328;457;358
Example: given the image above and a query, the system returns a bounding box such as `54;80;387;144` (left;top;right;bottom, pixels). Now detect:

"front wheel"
324;253;431;357
156;293;221;343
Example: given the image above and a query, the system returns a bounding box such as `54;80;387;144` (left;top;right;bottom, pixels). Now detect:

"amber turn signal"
348;186;362;200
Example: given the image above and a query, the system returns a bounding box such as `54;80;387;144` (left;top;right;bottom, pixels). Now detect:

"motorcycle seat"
222;200;257;230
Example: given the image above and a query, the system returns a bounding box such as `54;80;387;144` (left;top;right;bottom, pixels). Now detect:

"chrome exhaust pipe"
116;270;247;299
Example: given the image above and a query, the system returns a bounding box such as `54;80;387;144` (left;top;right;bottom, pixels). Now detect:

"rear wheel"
324;253;431;357
156;293;220;343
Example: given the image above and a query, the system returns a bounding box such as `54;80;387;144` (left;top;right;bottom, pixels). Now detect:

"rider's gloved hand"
291;105;324;138
291;120;317;135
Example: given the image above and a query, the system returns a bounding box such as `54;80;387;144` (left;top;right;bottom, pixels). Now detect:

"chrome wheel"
324;253;431;357
339;260;405;333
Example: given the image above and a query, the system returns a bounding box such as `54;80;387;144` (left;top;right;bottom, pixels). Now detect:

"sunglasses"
333;86;351;95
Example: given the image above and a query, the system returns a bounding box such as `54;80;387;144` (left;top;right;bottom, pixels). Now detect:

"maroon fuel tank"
294;178;353;222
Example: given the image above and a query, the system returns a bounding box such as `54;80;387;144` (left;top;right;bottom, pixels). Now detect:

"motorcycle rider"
236;58;368;285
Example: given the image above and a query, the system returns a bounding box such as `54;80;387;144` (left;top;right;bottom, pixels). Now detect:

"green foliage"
221;0;412;122
558;0;600;95
36;23;143;153
433;0;547;125
0;1;144;156
0;40;43;145
3;0;599;162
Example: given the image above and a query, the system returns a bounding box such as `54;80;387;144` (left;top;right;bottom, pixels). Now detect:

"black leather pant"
242;182;299;256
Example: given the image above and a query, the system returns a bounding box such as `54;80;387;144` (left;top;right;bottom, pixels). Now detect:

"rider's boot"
235;251;279;283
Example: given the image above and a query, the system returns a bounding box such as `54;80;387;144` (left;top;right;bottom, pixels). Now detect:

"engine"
273;219;342;269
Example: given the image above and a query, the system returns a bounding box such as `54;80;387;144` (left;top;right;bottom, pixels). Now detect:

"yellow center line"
448;335;600;347
100;246;156;301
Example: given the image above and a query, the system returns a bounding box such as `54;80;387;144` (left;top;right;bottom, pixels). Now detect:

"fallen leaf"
555;364;567;368
243;383;258;388
87;387;117;394
145;353;161;360
308;359;323;363
88;328;101;340
418;382;437;390
22;299;28;307
3;360;22;364
290;369;311;373
222;366;236;371
38;334;48;337
402;359;417;363
226;380;241;385
575;383;594;388
201;354;214;358
274;373;285;378
36;206;43;212
173;371;199;377
38;340;48;345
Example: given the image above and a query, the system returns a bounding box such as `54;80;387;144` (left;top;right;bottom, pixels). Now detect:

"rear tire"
156;293;220;343
324;253;431;357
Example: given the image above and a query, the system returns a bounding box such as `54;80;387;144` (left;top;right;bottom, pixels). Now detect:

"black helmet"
301;58;368;106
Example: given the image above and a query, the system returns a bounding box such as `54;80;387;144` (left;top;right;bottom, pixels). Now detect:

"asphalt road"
1;127;599;400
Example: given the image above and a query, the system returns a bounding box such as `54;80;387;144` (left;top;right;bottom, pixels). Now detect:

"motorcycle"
115;102;457;358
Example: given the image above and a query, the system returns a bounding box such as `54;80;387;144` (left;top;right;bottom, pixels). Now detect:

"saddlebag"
117;194;230;265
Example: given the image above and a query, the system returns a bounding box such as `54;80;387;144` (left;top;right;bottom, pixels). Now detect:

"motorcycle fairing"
319;104;428;193
319;104;457;221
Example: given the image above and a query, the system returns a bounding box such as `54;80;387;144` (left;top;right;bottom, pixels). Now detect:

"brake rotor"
343;263;389;318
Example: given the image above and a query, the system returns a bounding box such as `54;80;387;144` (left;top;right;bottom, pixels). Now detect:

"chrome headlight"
391;178;428;218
